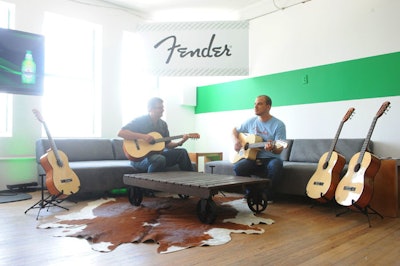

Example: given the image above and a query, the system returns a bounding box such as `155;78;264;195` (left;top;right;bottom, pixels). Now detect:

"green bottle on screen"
21;50;36;84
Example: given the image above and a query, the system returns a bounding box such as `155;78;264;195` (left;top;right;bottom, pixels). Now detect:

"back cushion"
288;139;371;164
279;139;293;161
111;138;128;160
36;138;114;162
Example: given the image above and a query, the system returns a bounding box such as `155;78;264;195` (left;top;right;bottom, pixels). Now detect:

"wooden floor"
1;191;399;266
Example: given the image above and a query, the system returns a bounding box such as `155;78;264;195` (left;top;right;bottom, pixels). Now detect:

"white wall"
190;0;400;161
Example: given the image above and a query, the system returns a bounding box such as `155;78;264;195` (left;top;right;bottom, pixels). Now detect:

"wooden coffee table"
123;171;269;224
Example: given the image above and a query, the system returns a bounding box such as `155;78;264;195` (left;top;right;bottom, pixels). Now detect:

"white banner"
136;21;249;76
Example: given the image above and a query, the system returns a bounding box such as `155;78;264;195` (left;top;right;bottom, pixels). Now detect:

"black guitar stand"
24;174;69;220
308;192;339;214
336;200;383;227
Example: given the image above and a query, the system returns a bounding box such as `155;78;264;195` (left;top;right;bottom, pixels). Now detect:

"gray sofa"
35;138;136;198
36;138;193;199
205;139;373;196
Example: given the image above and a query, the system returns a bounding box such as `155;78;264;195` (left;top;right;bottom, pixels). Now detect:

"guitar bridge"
343;186;356;191
61;178;73;183
313;181;324;186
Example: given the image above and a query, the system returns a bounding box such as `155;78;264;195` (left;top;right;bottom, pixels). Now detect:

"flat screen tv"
0;28;45;96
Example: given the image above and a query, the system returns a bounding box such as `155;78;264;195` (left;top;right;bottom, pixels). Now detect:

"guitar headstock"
342;107;355;122
32;109;44;123
376;101;391;118
275;140;288;149
187;133;200;139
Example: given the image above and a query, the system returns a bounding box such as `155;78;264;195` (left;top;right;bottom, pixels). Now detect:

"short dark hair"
258;95;272;106
147;97;163;111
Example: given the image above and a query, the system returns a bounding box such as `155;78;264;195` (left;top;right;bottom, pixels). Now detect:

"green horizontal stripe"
195;51;400;113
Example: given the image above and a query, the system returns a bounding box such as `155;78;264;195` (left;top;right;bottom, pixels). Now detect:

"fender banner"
136;21;249;76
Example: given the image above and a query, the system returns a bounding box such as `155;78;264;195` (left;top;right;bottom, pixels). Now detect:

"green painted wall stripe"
195;52;400;114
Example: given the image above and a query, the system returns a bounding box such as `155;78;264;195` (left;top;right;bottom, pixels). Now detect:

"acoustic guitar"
123;131;200;161
230;133;288;163
306;107;355;203
32;109;80;198
335;101;390;208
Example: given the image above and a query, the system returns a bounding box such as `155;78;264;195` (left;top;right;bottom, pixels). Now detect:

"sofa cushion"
36;138;114;162
335;139;373;163
277;161;319;195
279;139;293;161
111;138;128;160
288;138;371;164
68;160;136;194
205;160;235;175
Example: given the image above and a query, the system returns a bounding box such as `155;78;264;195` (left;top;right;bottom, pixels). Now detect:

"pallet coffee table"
123;171;269;224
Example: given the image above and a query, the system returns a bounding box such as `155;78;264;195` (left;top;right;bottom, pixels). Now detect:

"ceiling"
99;0;308;21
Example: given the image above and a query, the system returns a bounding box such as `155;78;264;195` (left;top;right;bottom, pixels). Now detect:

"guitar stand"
309;193;338;214
24;174;69;220
335;200;383;228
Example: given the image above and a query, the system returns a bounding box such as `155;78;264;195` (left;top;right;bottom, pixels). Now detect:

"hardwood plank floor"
0;191;399;266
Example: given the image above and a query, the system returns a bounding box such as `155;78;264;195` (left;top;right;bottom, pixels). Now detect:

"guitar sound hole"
322;162;329;170
354;163;361;172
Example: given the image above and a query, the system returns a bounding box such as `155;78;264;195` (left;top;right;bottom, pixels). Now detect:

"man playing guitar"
118;97;195;173
232;95;287;202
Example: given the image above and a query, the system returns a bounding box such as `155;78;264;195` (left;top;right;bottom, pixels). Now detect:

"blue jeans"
233;157;283;199
131;148;194;173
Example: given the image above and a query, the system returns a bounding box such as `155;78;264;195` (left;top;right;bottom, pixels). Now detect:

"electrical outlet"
303;75;309;84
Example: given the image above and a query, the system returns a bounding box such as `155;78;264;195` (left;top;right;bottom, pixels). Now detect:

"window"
120;31;158;124
42;12;102;137
0;1;15;137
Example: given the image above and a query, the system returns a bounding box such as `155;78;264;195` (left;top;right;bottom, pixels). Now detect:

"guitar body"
306;107;355;203
123;132;165;161
32;108;80;198
231;134;263;163
123;132;200;161
40;150;80;198
335;151;381;207
335;101;390;208
306;151;345;202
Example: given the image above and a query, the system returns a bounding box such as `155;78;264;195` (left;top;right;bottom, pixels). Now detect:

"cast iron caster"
128;186;143;206
196;198;217;224
247;190;268;213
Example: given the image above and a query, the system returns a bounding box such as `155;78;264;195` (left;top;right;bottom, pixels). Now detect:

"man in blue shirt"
232;95;286;201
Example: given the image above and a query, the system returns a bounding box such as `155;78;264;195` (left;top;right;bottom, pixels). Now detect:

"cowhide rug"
37;195;274;253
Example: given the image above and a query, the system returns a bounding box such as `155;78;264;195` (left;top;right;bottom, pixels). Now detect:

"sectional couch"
35;138;134;198
205;139;373;197
35;138;186;199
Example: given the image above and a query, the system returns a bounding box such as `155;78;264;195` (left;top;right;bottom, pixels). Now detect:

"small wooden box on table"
123;171;269;224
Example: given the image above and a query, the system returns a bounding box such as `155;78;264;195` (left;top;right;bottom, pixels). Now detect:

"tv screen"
0;28;45;96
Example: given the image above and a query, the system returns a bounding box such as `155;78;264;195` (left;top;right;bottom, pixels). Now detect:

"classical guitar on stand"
230;133;288;163
123;131;200;161
306;107;355;203
335;101;391;208
32;109;80;198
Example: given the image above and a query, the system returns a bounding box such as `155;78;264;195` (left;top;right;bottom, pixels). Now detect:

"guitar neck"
326;120;345;162
248;140;286;149
248;142;267;149
154;135;184;143
357;116;378;164
42;122;63;167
